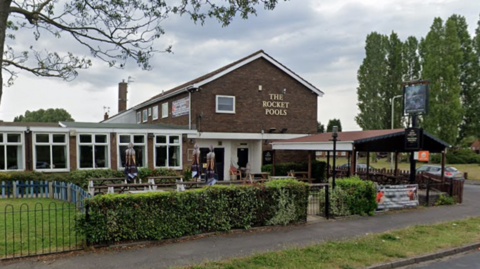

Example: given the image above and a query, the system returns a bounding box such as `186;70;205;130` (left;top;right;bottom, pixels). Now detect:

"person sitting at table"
205;145;217;186
124;142;138;183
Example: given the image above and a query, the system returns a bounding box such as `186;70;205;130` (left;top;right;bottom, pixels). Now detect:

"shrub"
335;176;377;216
435;195;456;206
77;180;309;244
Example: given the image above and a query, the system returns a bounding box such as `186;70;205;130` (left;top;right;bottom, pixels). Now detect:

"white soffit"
188;132;307;140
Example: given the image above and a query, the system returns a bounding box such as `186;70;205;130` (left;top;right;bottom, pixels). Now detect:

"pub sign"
263;150;273;165
404;128;423;150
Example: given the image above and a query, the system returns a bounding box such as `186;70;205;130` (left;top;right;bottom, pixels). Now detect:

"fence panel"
1;201;84;260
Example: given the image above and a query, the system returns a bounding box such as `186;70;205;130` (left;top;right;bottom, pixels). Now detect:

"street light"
331;126;338;189
390;95;402;169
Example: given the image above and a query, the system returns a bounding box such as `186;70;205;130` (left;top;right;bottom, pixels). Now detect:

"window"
148;107;152;116
78;134;109;169
118;134;147;168
142;109;148;122
136;112;141;124
34;133;68;171
155;135;181;168
162;103;168;118
0;133;24;171
216;95;235;113
152;106;159;120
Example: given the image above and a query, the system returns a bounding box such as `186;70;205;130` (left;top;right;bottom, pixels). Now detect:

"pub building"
0;50;324;180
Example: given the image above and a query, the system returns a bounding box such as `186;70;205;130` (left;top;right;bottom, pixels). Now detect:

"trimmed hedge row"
262;160;327;182
76;179;309;244
0;168;180;190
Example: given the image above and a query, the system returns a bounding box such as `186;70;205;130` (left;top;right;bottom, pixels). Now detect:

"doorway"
200;147;225;181
237;148;249;169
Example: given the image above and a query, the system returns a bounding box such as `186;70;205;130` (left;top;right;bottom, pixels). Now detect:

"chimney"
118;80;128;113
104;112;109;121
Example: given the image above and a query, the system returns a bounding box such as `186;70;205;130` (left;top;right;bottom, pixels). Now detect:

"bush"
77;180;309;244
435;195;456;206
262;160;326;182
335;176;377;216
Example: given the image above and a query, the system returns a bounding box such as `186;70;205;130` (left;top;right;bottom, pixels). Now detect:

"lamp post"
390;95;402;169
331;126;338;189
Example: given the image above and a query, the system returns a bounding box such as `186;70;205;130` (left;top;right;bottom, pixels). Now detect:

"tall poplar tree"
421;17;463;145
356;32;389;130
450;15;480;141
385;32;405;129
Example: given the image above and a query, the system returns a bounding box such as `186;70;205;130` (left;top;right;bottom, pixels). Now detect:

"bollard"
76;189;81;209
13;181;17;199
49;182;54;199
67;184;72;202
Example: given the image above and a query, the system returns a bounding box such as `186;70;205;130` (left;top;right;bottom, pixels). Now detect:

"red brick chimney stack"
104;112;109;121
118;80;128;113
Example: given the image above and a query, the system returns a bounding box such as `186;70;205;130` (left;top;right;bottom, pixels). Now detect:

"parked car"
337;163;375;170
416;165;465;180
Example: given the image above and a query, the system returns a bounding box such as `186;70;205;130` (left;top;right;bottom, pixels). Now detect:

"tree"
385;32;404;129
13;108;74;122
421;17;463;145
326;119;342;132
317;122;325;133
0;0;283;106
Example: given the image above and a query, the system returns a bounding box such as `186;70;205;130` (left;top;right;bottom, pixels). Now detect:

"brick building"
0;50;323;179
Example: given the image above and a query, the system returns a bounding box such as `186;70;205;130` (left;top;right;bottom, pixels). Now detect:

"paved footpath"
3;184;480;269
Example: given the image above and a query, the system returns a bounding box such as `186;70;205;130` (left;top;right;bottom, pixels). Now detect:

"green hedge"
262;160;326;182
0;168;181;190
76;180;309;244
335;176;377;216
430;150;480;164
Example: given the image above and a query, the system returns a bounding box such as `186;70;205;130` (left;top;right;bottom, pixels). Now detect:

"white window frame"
154;134;182;169
33;132;69;172
0;132;25;171
136;112;141;124
152;106;159;120
142;109;148;122
162;103;168;118
77;133;110;169
216;95;235;114
117;134;147;169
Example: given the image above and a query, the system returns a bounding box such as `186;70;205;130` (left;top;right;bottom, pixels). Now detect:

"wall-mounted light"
258;85;262;92
148;133;155;138
25;127;31;134
190;138;194;144
283;88;287;95
264;140;269;145
268;128;276;133
280;128;288;133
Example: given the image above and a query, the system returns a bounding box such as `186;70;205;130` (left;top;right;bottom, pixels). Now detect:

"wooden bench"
88;177;127;196
106;183;154;194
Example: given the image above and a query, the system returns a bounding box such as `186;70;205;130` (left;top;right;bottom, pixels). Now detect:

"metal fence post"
67;184;72;202
426;177;430;207
325;185;330;219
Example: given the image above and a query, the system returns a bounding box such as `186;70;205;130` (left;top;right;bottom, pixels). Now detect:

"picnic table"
106;183;154;194
246;172;270;183
287;171;309;179
87;177;127;196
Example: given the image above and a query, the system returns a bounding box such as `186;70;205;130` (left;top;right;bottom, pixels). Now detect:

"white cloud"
1;0;479;131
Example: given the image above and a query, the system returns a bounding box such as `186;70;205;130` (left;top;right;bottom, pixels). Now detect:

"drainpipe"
188;91;192;130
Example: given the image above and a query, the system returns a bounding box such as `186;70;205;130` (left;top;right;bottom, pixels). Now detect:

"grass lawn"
181;216;480;269
318;157;480;180
0;198;83;259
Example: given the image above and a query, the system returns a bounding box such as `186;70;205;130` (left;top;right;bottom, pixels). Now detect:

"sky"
1;0;479;131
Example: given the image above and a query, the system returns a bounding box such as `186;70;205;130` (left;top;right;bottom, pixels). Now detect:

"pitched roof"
278;129;405;143
133;50;324;109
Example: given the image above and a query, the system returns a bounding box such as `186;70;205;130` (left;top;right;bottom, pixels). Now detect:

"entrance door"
237;148;249;169
200;147;225;181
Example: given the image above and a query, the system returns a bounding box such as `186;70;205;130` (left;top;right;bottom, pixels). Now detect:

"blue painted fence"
0;181;91;210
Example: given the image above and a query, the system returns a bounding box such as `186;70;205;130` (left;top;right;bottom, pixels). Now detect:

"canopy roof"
271;129;450;153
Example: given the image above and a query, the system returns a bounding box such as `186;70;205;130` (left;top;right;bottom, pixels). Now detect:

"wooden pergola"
270;129;450;182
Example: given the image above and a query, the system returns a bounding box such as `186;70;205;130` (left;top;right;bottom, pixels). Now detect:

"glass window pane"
6;145;22;170
169;136;179;144
0;146;5;170
155;146;167;167
119;145;127;167
156;136;166;144
79;145;93;168
52;145;67;169
7;134;21;143
0;134;3;143
169;146;180;167
134;135;144;144
120;135;130;143
95;135;107;143
218;97;233;111
36;145;51;169
80;134;92;143
94;145;108;168
134;146;145;167
36;134;49;143
53;134;65;143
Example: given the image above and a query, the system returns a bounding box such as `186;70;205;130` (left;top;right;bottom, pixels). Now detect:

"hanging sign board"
414;151;430;162
172;97;190;117
405;128;423;150
263;150;273;165
376;184;419;210
403;81;429;115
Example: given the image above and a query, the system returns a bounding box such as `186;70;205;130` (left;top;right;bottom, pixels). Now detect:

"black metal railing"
308;183;330;219
1;201;84;260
